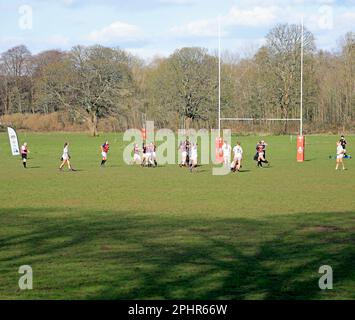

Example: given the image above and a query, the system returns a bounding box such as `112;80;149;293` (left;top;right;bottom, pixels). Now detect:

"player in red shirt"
20;142;29;168
256;141;269;168
100;141;110;166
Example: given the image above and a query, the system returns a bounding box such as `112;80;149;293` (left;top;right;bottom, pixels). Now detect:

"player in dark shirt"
185;138;190;165
255;141;269;168
340;135;347;156
142;143;147;167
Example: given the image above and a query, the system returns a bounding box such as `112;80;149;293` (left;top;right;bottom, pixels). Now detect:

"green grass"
0;132;354;300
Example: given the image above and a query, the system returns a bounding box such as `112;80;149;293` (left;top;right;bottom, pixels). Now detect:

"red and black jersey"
102;143;109;153
21;145;28;155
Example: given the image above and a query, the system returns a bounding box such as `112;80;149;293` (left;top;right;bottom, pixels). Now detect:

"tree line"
0;24;354;135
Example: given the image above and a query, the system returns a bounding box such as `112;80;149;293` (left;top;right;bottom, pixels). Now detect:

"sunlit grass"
0;133;354;299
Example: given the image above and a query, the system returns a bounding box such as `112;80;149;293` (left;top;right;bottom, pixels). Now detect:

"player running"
59;142;74;171
20;142;29;168
256;141;269;168
231;142;243;172
340;135;348;158
100;141;110;166
335;141;345;170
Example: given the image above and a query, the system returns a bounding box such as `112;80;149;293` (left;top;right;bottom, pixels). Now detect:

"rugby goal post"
216;17;305;162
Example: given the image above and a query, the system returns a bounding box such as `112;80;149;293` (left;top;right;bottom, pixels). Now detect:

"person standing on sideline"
100;141;110;166
20;142;29;168
336;141;345;171
59;142;74;171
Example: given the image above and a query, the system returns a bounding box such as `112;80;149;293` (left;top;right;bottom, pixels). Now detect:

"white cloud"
225;6;278;27
86;21;142;44
170;18;220;37
170;6;279;38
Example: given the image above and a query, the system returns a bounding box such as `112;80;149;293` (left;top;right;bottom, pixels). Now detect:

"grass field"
0;132;354;300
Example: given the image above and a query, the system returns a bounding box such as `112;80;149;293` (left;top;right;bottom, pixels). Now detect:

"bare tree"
266;24;315;133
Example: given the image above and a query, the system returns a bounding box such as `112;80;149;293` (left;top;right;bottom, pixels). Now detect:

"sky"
0;0;354;60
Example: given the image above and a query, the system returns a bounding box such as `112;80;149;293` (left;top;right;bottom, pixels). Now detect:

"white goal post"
217;17;305;137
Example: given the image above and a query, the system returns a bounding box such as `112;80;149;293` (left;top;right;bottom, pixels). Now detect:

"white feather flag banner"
7;127;20;156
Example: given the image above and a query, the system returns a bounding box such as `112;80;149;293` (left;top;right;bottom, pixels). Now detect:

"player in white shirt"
144;143;154;167
335;141;345;170
145;143;151;166
231;142;243;172
179;141;187;167
59;142;74;171
222;141;231;166
132;144;141;164
189;143;198;172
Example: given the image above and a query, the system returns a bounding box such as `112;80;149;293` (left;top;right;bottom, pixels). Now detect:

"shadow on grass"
0;207;354;300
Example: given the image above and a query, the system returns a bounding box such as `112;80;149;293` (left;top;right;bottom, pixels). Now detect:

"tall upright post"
300;16;304;137
218;17;221;137
215;17;224;164
297;16;305;162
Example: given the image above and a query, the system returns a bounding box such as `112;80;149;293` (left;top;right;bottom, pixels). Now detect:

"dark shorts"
21;154;27;160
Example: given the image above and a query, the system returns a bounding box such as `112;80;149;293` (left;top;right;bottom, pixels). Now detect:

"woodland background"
0;24;354;135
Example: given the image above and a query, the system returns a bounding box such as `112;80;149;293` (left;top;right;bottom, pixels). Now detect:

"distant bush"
1;112;354;134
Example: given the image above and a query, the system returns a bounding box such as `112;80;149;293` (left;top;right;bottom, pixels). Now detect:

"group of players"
17;135;349;172
219;139;269;173
132;142;158;167
178;139;199;172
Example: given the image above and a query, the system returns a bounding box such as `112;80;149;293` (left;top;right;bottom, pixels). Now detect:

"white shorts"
62;154;69;161
337;154;344;159
258;152;264;158
234;156;242;162
182;151;187;160
102;152;107;159
134;154;141;162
